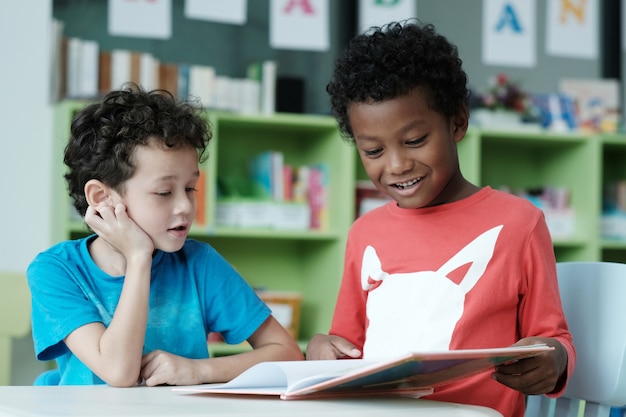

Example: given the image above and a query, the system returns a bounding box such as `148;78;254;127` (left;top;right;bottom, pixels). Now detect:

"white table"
0;385;503;417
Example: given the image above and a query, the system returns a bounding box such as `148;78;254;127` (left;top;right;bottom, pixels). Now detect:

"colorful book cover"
249;151;274;199
308;164;328;230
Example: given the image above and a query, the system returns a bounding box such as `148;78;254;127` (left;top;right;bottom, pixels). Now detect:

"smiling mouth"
393;177;422;189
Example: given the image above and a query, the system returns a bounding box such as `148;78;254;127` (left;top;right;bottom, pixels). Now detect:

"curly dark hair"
327;21;469;142
64;84;213;217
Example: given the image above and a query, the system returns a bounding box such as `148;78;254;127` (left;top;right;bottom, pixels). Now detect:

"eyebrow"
153;170;200;183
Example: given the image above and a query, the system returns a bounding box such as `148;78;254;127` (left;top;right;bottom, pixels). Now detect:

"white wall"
0;0;54;384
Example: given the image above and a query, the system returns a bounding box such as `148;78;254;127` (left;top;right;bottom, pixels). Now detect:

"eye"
186;187;198;193
156;191;172;197
362;147;383;157
406;136;426;146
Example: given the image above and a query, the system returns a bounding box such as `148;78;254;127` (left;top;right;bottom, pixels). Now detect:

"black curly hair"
327;20;469;142
64;84;213;217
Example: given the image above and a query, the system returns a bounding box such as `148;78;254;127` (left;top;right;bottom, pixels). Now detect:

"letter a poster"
482;0;536;67
270;0;329;51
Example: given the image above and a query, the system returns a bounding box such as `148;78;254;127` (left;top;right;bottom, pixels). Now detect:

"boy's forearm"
98;255;152;386
199;341;304;383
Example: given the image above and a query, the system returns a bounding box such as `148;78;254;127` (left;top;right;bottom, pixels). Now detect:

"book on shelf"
78;39;99;99
159;63;179;97
54;35;270;110
559;77;621;133
249;150;275;199
177;63;190;101
139;52;160;92
188;65;217;107
110;49;133;91
65;37;99;99
292;165;309;204
272;151;285;201
249;150;288;202
98;51;112;95
247;60;277;115
174;344;552;400
282;164;294;201
530;93;577;132
308;164;328;230
215;198;310;230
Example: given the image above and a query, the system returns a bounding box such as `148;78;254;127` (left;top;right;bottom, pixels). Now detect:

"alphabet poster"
546;0;598;59
482;0;536;67
358;0;417;34
270;0;329;51
108;0;172;39
184;0;247;25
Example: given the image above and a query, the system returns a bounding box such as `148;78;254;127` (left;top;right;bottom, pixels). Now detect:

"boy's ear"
452;107;469;142
84;179;115;209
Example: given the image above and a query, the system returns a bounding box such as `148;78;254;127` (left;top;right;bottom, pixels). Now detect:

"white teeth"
395;178;420;189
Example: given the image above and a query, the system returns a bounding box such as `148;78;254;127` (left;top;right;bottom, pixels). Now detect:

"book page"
188;360;375;394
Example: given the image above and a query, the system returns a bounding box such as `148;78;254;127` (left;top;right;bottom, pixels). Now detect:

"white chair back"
525;262;626;417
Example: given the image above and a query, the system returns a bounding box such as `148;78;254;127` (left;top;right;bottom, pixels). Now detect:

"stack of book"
52;33;277;114
215;151;328;231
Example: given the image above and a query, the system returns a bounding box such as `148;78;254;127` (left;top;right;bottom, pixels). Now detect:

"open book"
175;344;553;400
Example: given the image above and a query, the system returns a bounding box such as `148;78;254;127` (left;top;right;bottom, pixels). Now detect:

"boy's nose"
174;194;194;215
388;151;413;174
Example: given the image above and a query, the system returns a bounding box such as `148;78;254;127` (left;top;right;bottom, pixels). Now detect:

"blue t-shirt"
27;235;271;385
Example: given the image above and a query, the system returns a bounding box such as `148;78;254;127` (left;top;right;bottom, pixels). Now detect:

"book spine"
283;164;293;201
261;60;277;115
249;151;273;199
188;65;216;107
177;63;190;100
129;51;142;86
98;51;111;96
272;151;284;201
111;49;131;90
139;52;159;91
159;63;178;97
78;39;99;99
65;37;82;99
292;166;309;204
308;164;328;230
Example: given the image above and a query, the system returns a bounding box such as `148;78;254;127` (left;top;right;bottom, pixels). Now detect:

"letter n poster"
545;0;598;59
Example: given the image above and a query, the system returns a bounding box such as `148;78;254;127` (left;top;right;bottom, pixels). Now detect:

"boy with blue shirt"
28;85;303;387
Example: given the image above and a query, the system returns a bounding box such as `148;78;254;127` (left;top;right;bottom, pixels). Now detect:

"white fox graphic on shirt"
361;225;503;359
